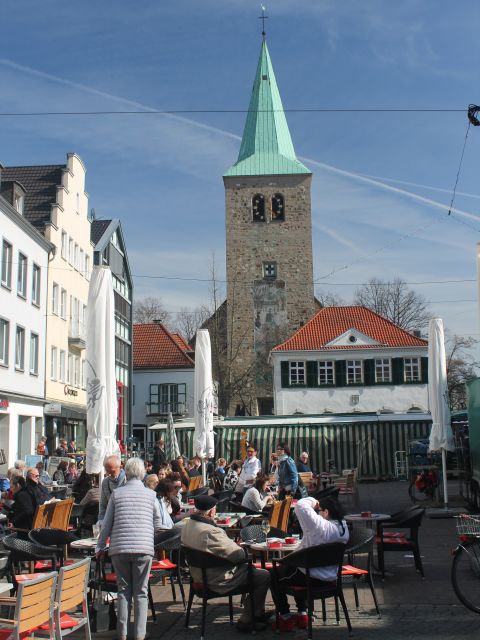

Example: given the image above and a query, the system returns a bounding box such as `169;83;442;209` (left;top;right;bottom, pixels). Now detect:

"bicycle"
451;514;480;613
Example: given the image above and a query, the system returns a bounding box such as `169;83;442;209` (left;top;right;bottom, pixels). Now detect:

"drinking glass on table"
261;519;270;539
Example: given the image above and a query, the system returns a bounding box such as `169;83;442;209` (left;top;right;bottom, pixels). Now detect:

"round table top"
345;513;391;522
70;537;98;550
248;539;300;554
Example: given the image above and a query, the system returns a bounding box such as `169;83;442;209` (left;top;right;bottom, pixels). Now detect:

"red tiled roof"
171;333;193;352
272;306;427;352
133;323;194;369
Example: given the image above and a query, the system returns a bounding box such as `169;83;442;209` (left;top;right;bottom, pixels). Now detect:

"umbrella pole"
442;448;449;509
202;460;207;486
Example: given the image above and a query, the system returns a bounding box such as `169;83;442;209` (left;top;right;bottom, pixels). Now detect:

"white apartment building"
0;171;54;465
2;154;93;452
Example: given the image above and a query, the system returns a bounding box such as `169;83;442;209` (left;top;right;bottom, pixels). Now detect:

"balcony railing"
68;321;86;349
145;401;186;417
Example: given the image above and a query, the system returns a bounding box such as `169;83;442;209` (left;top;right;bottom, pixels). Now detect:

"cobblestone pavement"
94;480;479;640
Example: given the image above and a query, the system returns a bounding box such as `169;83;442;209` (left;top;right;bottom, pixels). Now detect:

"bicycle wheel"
451;540;480;613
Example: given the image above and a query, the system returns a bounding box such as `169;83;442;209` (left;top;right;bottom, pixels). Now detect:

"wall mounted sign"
64;385;78;397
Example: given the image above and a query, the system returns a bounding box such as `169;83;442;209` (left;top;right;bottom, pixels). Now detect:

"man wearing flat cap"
182;494;271;632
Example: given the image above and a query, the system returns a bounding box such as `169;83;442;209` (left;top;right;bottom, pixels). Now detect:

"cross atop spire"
258;5;268;39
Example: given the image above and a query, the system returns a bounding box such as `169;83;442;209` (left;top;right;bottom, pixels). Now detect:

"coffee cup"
285;537;296;545
361;511;372;518
188;499;194;505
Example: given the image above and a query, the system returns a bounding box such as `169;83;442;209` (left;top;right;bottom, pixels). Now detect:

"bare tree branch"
133;296;171;325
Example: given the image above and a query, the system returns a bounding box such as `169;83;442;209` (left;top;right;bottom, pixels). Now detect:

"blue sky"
1;0;480;342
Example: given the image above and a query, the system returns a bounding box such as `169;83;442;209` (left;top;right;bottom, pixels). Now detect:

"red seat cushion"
375;536;410;545
39;613;79;630
253;561;273;569
151;559;176;570
342;565;368;576
383;531;407;538
34;560;75;570
15;573;50;582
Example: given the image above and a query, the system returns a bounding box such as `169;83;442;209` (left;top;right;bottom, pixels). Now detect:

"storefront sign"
0;398;9;410
44;403;62;415
64;385;78;397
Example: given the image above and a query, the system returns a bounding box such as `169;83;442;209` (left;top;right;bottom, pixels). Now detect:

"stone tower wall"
223;173;315;414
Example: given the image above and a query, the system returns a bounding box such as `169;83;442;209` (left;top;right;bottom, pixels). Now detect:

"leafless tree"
173;305;212;344
133;296;171;325
353;277;430;332
315;289;346;307
445;333;479;411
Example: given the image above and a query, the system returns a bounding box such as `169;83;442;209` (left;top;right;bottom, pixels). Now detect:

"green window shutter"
392;358;404;384
335;360;346;387
306;361;318;387
281;361;290;388
364;359;375;386
421;357;429;383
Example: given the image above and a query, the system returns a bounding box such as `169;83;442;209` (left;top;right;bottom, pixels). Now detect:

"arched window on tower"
252;194;265;222
271;193;285;221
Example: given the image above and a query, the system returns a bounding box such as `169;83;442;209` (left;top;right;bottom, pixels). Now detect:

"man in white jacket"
272;496;349;632
236;445;262;494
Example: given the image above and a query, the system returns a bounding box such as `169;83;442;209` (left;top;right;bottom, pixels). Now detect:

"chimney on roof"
413;330;422;338
152;319;163;325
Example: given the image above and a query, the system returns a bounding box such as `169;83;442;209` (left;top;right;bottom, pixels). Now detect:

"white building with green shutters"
271;306;429;416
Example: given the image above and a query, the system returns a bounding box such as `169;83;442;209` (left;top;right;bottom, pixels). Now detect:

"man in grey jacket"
98;455;126;523
181;494;271;632
96;457;162;640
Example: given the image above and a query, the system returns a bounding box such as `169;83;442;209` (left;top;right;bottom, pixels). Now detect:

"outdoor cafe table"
345;512;390;534
245;539;301;566
214;513;247;528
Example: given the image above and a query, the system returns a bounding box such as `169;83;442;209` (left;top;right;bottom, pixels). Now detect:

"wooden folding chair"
51;557;91;640
187;476;202;492
0;572;57;640
268;496;292;533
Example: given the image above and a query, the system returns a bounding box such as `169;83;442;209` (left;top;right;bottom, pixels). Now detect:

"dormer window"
252;194;265;222
13;184;25;215
271;193;285;221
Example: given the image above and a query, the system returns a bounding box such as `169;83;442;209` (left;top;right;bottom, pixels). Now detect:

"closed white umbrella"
85;266;120;474
164;412;181;462
194;329;214;481
428;317;454;508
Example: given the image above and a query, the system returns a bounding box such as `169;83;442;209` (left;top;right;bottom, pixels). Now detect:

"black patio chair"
28;527;78;569
152;530;186;608
377;507;426;578
271;542;352;638
2;533;58;587
183;546;254;639
343;527;380;616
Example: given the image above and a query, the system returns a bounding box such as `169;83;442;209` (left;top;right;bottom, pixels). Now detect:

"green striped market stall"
153;414;431;479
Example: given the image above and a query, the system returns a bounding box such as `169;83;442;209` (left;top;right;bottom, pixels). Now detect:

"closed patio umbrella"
194;329;215;481
427;317;454;508
85;266;120;474
164;412;181;462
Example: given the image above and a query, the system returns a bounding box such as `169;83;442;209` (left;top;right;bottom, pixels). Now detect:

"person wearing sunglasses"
10;467;49;529
236;445;262;495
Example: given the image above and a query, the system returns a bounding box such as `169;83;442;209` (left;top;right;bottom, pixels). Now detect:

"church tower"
223;35;315;415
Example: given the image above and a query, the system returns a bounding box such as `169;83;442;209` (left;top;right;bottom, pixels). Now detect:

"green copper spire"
224;39;310;177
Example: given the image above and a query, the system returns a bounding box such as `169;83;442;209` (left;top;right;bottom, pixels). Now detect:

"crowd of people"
0;435;346;638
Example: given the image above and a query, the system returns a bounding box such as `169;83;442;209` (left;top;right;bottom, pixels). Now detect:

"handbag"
89;562;117;632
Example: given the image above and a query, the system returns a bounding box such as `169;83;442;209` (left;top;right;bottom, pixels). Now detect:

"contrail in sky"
1;57;479;224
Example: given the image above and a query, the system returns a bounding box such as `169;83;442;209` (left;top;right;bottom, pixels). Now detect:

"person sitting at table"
55;439;68;457
296;452;312;473
223;461;241;492
65;461;78;484
53;460;68;484
10;467;50;529
96;458;164;640
145;473;159;491
276;443;299;500
36;436;49;459
36;461;52;485
242;473;274;513
170;458;189;489
187;457;202;478
14;460;26;476
181;494;272;632
158;475;185;523
157;463;168;482
98;455;126;523
72;469;92;502
268;453;279;476
236;445;262;495
271;496;349;632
